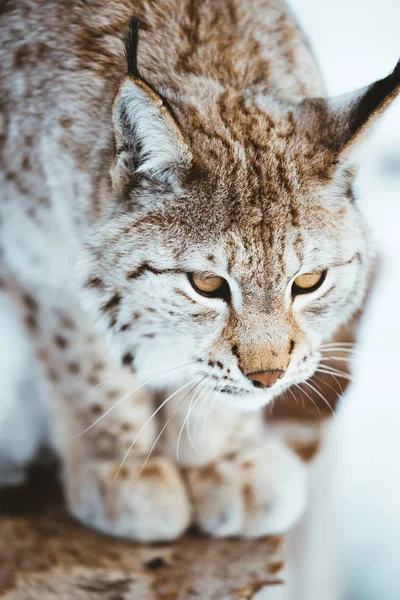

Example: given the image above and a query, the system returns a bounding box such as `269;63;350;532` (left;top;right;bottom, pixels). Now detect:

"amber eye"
188;273;231;301
292;270;327;296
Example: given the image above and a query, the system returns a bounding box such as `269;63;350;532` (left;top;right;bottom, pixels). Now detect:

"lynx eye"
188;273;231;301
292;270;327;295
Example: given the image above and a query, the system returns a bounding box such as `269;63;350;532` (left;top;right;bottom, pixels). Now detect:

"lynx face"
80;27;398;411
86;217;369;412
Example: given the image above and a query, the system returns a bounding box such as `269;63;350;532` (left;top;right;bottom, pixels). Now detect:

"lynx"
0;0;398;541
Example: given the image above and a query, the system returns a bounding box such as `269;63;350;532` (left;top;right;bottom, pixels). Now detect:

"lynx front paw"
186;439;307;538
65;456;191;542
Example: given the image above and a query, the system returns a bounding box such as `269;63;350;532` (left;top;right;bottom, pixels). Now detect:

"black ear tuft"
347;58;400;139
125;16;140;78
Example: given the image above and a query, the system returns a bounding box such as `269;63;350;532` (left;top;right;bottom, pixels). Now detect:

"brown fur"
0;0;399;542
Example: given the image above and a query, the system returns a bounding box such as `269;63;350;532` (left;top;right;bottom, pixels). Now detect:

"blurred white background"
287;0;400;598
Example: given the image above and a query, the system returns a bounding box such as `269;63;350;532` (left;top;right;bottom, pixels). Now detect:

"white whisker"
95;360;196;388
321;348;358;355
192;389;210;450
318;369;345;393
76;360;196;437
186;383;206;451
136;379;202;478
316;366;353;382
286;386;299;405
321;342;355;348
320;356;358;364
303;379;337;418
294;383;320;415
314;373;343;399
176;384;209;461
200;385;218;453
115;378;198;477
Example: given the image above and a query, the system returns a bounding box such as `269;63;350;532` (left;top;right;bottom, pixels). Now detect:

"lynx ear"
302;60;400;162
329;60;400;159
112;77;191;180
111;20;191;190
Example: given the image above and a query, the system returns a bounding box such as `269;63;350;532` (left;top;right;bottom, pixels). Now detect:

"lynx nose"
247;369;285;389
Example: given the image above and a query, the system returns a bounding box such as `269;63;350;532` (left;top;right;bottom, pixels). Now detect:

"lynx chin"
0;0;399;542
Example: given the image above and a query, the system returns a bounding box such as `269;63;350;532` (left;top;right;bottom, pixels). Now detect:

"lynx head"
81;23;400;410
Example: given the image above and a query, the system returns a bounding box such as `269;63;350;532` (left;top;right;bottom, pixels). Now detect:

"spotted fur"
0;0;399;541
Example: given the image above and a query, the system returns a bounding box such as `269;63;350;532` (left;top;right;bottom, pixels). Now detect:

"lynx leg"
0;283;49;485
8;283;191;542
161;388;308;538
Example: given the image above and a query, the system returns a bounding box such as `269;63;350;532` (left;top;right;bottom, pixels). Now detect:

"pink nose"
247;370;285;389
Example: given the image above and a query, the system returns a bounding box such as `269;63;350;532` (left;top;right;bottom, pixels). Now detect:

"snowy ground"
287;0;400;598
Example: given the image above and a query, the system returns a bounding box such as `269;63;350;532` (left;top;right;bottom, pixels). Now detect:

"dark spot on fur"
126;262;178;281
93;360;106;371
231;344;240;359
93;430;118;460
121;422;133;432
25;314;37;330
147;307;155;313
133;312;141;320
120;323;131;332
47;368;59;382
35;41;48;60
102;292;121;313
84;277;105;290
118;466;129;479
142;333;155;339
54;334;68;349
13;44;30;69
173;288;196;304
60;117;73;130
122;351;134;367
216;361;223;369
268;560;285;576
224;452;237;461
23;294;38;312
107;389;120;400
22;156;31;171
208;360;215;367
61;316;75;330
67;361;80;374
240;459;254;469
145;557;167;570
289;203;299;226
37;349;48;362
87;374;100;386
141;464;162;478
90;403;102;416
288;340;295;355
305;305;330;317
